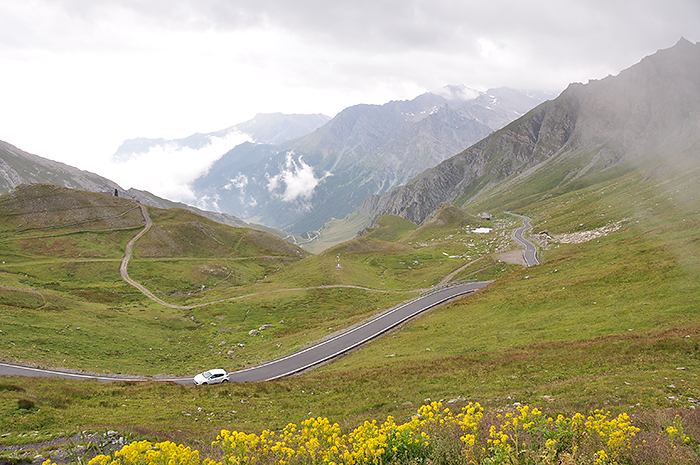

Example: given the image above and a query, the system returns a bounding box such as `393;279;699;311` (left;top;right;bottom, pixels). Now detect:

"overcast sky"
1;0;698;202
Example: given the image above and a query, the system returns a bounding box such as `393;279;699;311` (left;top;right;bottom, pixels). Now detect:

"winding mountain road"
0;281;490;385
1;206;537;384
226;280;491;382
505;211;539;266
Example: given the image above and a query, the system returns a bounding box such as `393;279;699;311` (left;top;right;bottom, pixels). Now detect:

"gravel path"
117;204;407;310
118;204;189;309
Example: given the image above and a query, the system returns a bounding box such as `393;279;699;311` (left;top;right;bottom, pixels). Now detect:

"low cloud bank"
91;131;252;203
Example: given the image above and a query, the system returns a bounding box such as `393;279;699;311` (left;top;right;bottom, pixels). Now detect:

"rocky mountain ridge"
192;86;551;233
1;140;120;195
356;38;700;226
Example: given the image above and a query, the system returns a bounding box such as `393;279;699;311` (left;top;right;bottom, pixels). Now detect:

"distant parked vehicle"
193;369;228;385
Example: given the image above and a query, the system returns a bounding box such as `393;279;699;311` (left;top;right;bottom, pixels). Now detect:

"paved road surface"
0;281;490;384
0;362;149;383
504;212;539;266
227;280;491;382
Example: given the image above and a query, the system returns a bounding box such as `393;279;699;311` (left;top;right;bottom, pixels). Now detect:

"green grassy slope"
360;215;418;242
1;163;699;453
311;155;700;417
0;180;525;371
0;184;517;378
0;185;320;374
240;157;699;431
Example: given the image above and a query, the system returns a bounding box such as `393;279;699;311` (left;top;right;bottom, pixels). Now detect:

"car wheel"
223;379;229;383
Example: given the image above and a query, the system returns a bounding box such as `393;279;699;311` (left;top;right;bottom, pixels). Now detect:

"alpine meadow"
2;39;700;465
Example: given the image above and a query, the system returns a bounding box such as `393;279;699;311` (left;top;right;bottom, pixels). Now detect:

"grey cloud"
3;0;699;113
41;1;700;49
27;1;699;84
184;1;699;53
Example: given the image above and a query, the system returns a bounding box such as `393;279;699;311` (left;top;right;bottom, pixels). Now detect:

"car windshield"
202;371;213;378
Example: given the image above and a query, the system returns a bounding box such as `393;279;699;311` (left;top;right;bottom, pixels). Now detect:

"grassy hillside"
1;166;699;464
0;184;518;377
298;210;373;254
360;215;418;242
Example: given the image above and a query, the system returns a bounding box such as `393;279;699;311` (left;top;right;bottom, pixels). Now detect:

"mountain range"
111;113;331;162
0;86;550;242
1;113;336;230
3;39;697;253
356;38;700;226
191;86;552;233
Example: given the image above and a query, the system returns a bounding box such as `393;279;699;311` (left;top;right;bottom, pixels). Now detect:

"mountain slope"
0;140;250;229
232;113;332;145
0;183;313;375
358;38;700;225
192;87;550;233
1;140;121;194
0;182;309;276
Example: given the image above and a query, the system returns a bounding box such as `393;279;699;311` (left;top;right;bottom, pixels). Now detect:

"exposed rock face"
356;92;582;224
358;38;700;225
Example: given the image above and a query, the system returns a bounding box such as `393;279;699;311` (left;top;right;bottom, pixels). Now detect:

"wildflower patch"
40;402;698;465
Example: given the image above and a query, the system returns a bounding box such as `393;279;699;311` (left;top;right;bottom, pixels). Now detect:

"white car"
193;369;229;385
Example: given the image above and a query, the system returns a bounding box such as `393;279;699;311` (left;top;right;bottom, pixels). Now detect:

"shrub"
0;383;25;392
16;398;35;410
